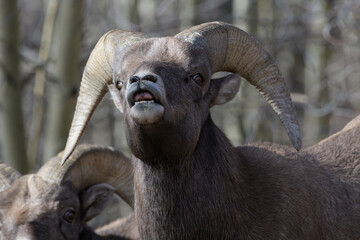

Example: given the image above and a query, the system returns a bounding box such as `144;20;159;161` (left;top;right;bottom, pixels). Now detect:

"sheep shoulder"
304;115;360;183
235;119;360;239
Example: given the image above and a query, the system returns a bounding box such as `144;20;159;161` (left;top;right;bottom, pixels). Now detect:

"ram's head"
0;145;133;240
62;22;301;163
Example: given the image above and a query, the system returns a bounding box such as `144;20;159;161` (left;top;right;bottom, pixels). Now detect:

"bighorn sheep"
62;21;360;239
0;145;139;240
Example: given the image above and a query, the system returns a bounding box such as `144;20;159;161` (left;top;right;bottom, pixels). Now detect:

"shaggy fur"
105;35;360;239
65;22;360;239
130;116;360;239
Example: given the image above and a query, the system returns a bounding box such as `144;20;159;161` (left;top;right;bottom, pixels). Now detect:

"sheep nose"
129;75;140;84
141;74;157;82
130;74;157;84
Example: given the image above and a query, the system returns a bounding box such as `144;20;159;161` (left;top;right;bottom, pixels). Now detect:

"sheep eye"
191;74;203;86
63;210;75;223
116;81;123;90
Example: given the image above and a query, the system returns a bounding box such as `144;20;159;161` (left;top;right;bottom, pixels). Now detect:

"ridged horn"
0;162;22;192
37;145;134;208
62;30;147;163
176;22;302;150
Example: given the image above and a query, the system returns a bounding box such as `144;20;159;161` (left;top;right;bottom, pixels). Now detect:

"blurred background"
0;0;359;227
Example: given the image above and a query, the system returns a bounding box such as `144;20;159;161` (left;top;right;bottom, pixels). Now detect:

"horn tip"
294;141;302;151
290;134;302;151
61;150;71;165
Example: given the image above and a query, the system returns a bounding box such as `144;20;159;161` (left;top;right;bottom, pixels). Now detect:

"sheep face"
0;175;81;239
109;38;241;163
61;22;301;164
0;175;115;240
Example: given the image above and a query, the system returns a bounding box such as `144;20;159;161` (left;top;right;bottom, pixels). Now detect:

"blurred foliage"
0;0;359;228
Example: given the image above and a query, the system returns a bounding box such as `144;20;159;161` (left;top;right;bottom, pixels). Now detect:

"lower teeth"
135;100;155;105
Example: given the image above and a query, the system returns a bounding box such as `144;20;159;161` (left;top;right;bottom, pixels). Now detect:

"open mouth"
127;86;165;125
134;91;158;105
129;84;163;107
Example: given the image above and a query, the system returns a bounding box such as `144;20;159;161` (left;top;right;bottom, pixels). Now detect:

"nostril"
130;76;140;84
142;75;157;83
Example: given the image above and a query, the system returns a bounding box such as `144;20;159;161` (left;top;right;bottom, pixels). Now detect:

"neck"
132;116;249;239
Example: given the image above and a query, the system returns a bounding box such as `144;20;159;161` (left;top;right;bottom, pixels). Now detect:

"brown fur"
0;176;83;239
108;36;360;239
130;116;360;239
0;165;137;239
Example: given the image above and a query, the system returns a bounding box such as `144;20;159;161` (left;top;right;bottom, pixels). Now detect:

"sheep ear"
207;73;242;107
80;183;115;222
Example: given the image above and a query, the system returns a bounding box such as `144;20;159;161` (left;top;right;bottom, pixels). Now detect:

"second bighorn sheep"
0;145;138;240
62;22;360;239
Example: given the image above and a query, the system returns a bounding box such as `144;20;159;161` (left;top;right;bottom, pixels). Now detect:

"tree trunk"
154;0;180;34
316;0;339;140
128;0;140;31
27;0;58;170
193;0;233;24
0;0;28;173
43;0;83;162
247;0;258;36
234;0;259;144
286;1;308;145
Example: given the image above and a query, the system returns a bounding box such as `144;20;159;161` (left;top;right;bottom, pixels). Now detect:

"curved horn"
37;145;134;208
62;31;147;163
0;162;22;192
176;22;301;150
